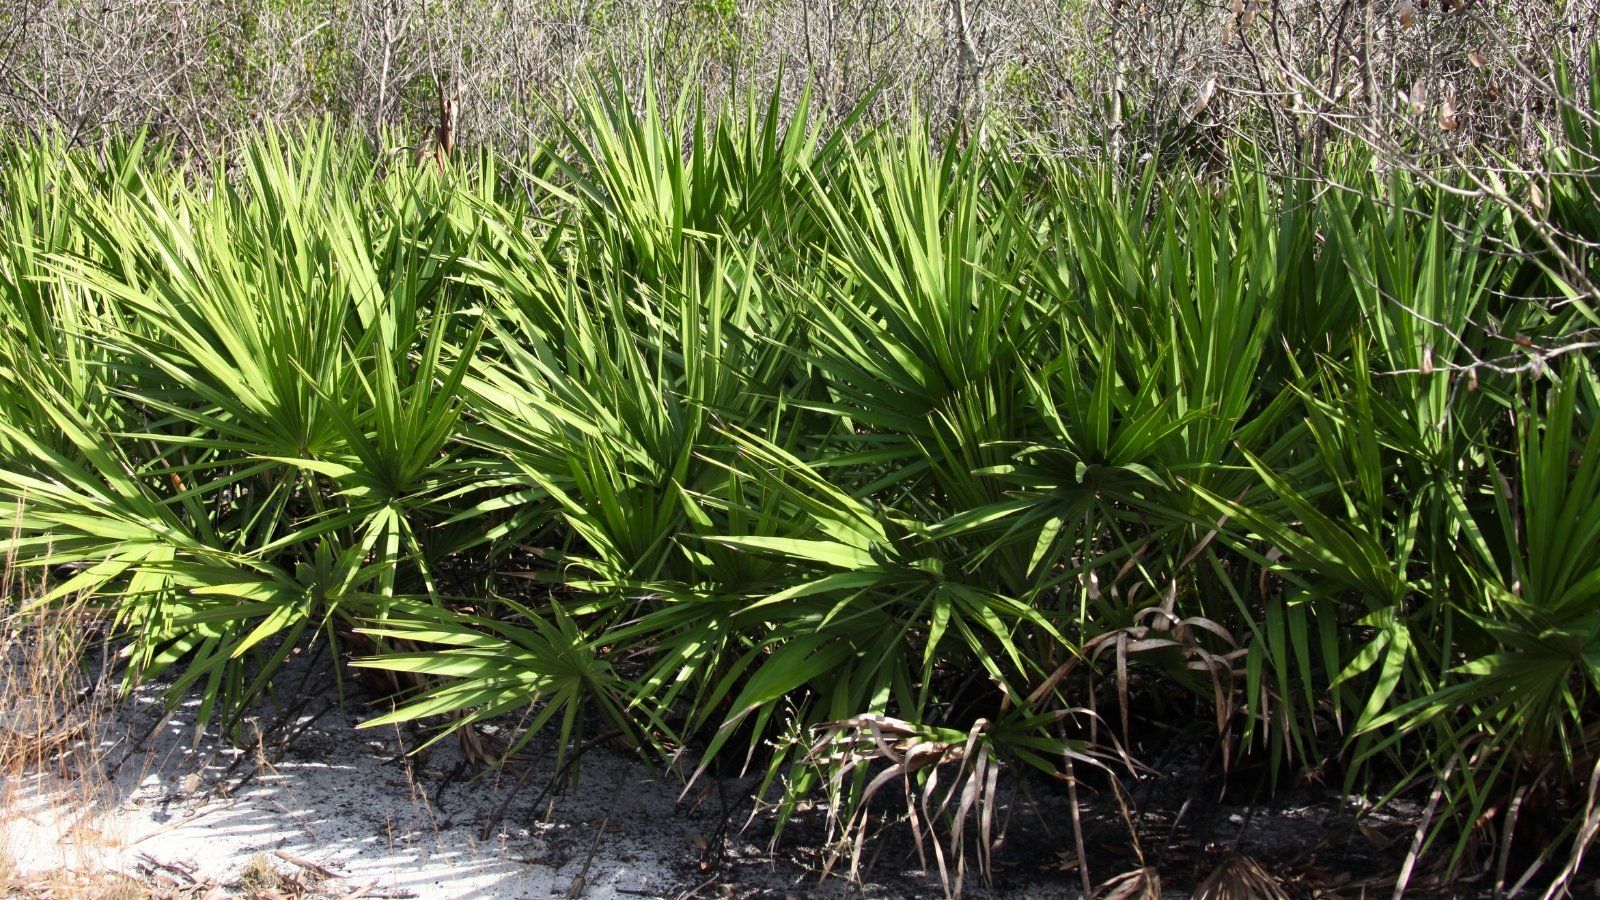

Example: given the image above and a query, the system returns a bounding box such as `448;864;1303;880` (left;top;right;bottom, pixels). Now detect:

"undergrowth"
1;64;1598;896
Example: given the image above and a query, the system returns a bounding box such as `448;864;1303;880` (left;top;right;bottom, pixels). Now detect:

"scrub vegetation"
3;2;1600;897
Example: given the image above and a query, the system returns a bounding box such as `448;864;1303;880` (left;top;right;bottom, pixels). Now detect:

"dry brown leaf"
1045;850;1080;872
1080;569;1101;600
1186;77;1218;123
1407;77;1428;114
1095;866;1162;900
1360;823;1401;850
1397;1;1415;28
1469;50;1488;68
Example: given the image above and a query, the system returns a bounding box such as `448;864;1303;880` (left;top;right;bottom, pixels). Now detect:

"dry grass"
0;599;100;779
0;517;127;891
0;846;18;892
237;853;286;893
0;857;145;899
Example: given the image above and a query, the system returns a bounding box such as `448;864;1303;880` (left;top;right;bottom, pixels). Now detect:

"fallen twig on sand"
274;849;345;881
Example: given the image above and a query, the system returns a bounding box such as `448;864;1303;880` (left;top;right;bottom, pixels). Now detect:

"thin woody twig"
274;849;345;881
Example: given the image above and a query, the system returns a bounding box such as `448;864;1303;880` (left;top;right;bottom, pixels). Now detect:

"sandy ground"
1;648;763;899
2;645;1086;899
3;639;1463;899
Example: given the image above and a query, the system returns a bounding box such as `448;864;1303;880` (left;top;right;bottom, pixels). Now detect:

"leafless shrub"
2;1;1590;177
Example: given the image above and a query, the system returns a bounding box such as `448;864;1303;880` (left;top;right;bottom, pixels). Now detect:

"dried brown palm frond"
1093;865;1162;900
1082;586;1248;765
1193;854;1291;900
806;713;1065;899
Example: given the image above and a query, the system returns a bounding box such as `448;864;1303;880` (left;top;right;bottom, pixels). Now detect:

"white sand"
2;667;725;898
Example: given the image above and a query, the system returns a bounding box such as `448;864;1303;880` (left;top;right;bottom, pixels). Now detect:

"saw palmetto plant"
1;63;1598;895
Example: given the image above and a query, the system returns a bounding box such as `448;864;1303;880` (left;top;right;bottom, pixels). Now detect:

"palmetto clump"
0;67;1597;896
